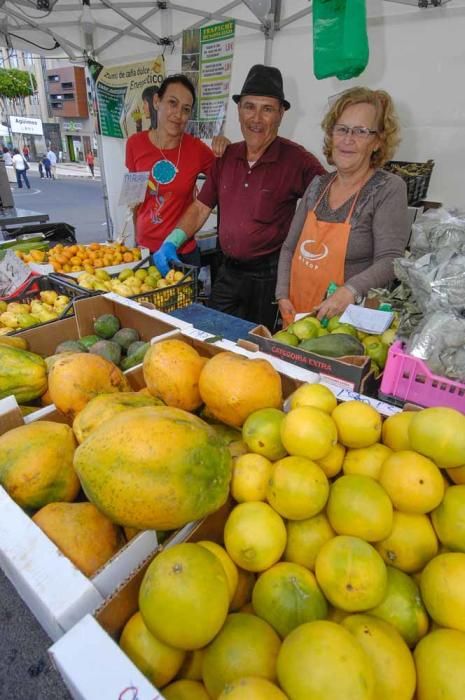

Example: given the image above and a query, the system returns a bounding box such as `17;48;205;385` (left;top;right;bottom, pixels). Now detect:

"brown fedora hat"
232;64;290;110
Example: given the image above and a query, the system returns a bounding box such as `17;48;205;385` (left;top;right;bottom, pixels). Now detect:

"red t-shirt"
125;131;214;253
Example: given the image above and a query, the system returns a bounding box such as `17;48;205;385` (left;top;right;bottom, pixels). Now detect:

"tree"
0;68;36;99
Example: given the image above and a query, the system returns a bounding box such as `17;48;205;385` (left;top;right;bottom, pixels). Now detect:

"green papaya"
0;346;47;403
299;333;365;358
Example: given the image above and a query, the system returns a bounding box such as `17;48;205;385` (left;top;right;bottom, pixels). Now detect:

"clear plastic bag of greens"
410;208;465;257
407;310;465;381
313;0;369;80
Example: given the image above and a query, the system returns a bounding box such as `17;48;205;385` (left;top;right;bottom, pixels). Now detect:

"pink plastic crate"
380;341;465;413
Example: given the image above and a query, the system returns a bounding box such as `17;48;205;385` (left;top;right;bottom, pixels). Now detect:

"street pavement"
7;160;101;182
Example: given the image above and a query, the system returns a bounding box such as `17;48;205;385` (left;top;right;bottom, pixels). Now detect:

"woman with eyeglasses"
276;87;410;325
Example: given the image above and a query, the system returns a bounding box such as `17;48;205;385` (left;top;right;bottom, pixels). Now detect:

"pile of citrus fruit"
16;242;142;273
118;386;465;699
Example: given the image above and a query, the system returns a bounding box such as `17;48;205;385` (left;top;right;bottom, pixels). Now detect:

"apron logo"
300;240;329;261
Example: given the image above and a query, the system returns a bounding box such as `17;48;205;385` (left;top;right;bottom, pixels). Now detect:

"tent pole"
96;132;114;242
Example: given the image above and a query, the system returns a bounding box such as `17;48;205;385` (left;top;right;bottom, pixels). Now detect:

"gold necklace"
150;131;183;185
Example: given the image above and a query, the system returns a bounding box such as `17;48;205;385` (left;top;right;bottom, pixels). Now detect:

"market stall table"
171;303;256;343
0;207;49;232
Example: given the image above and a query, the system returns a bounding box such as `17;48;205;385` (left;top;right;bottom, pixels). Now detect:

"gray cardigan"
275;169;410;300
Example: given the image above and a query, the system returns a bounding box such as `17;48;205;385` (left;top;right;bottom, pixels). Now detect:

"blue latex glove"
152;241;181;277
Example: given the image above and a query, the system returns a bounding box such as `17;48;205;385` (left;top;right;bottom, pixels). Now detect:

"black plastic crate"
2;222;77;247
383;160;434;206
52;263;198;314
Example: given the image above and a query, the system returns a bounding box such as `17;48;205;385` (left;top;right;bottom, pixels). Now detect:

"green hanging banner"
313;0;369;80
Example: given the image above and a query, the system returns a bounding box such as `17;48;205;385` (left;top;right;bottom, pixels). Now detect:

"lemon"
376;511;438;573
379;450;445;514
343;443;392;480
316;442;346;477
242;408;287;460
231;453;273;503
266;456;329;520
284;513;335;570
224;502;287;572
432;485;465;552
280;406;337;461
332;401;382;448
381;411;414;451
288;383;337;413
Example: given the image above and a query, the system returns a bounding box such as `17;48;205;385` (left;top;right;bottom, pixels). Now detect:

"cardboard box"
248;325;376;394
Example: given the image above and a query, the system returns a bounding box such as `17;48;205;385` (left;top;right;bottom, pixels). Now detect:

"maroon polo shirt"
197;136;326;261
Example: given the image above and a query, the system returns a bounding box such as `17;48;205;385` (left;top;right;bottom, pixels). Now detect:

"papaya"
0;421;79;509
32;502;124;576
0;335;28;350
199;352;283;428
299;334;365;358
0;345;47;403
48;353;131;420
74;406;232;530
72;391;164;443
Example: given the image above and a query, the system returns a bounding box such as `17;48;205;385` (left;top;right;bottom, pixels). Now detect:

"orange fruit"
342;614;416;700
229;568;256;612
218;677;287;699
224;502;287;572
252;562;327;637
231;453;273;503
420;552;465;631
162;679;210;700
343;443;392;480
119;611;185;687
178;648;205;681
414;628;465;700
431;484;465;552
202;613;281;699
368;565;429;647
197;540;239;603
326;474;393;542
139;543;230;650
277;620;374;700
280;406;337;460
332;401;382;448
316;442;346;477
379;450;444;513
315;535;387;611
446;464;465;484
288;383;337;413
266;456;329;520
409;406;465;468
376;511;438;573
242;408;287;460
284;512;335;571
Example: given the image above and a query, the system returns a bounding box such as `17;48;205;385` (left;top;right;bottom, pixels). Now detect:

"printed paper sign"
0;250;31;297
119;172;150;207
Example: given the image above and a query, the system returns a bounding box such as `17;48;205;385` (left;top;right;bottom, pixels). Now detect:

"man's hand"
278;298;296;328
315;286;355;321
211;135;230;158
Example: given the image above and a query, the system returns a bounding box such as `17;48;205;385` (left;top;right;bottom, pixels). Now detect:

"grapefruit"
446;464;465;484
343;443;392;480
381;411;414;451
229;568;256;612
409;406;465;468
414;628;465;700
284;513;335;570
376;511;438;573
315;535;387;611
431;484;465;552
420;552;465;631
331;401;382;448
178;649;205;681
162;680;210;700
342;614;416;700
266;456;329;520
379;450;444;514
242;408;287;460
316;442;346;477
277;620;375;700
368;565;429;647
197;541;239;603
326;474;393;542
231;453;273;503
202;613;281;699
288;383;337;414
119;611;185;688
218;677;287;699
252;562;328;637
224;502;287;572
138;543;230;650
280;406;337;460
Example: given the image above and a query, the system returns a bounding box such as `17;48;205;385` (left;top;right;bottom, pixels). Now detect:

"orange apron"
289;177;363;313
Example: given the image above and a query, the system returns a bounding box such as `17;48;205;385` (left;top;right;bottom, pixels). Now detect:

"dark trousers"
209;253;279;331
15;169;30;189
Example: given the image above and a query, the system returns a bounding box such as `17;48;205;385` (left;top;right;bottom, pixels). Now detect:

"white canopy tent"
1;0;464;237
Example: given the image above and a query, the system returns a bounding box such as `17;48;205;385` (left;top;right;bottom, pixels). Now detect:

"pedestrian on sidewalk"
2;147;13;166
12;148;31;189
42;155;52;179
22;145;30;162
47;148;57;179
86;151;95;177
38;159;44;178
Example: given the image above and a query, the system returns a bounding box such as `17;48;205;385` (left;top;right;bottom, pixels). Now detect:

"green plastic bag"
313;0;369;80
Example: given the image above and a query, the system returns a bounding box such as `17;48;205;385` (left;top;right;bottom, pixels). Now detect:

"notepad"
338;305;394;334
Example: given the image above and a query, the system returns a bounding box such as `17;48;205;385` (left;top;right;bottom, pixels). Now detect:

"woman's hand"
211;135;231;158
315;286;355;321
278;299;296;328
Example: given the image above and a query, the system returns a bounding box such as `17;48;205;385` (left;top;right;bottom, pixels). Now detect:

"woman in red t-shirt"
126;74;226;269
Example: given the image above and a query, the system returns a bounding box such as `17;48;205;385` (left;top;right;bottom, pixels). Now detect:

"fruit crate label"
0;250;31;297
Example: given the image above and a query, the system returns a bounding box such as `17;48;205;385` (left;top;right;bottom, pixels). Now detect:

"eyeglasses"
333;124;378;139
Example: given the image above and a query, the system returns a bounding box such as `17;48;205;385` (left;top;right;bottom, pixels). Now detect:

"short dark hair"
157;74;196;106
13;148;19;154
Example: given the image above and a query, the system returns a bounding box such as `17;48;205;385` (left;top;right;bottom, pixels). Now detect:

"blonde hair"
321;87;401;168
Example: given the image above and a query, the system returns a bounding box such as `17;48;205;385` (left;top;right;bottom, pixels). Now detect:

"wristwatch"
344;284;363;305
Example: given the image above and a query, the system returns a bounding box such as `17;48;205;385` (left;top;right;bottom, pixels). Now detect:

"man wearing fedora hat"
154;64;325;329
